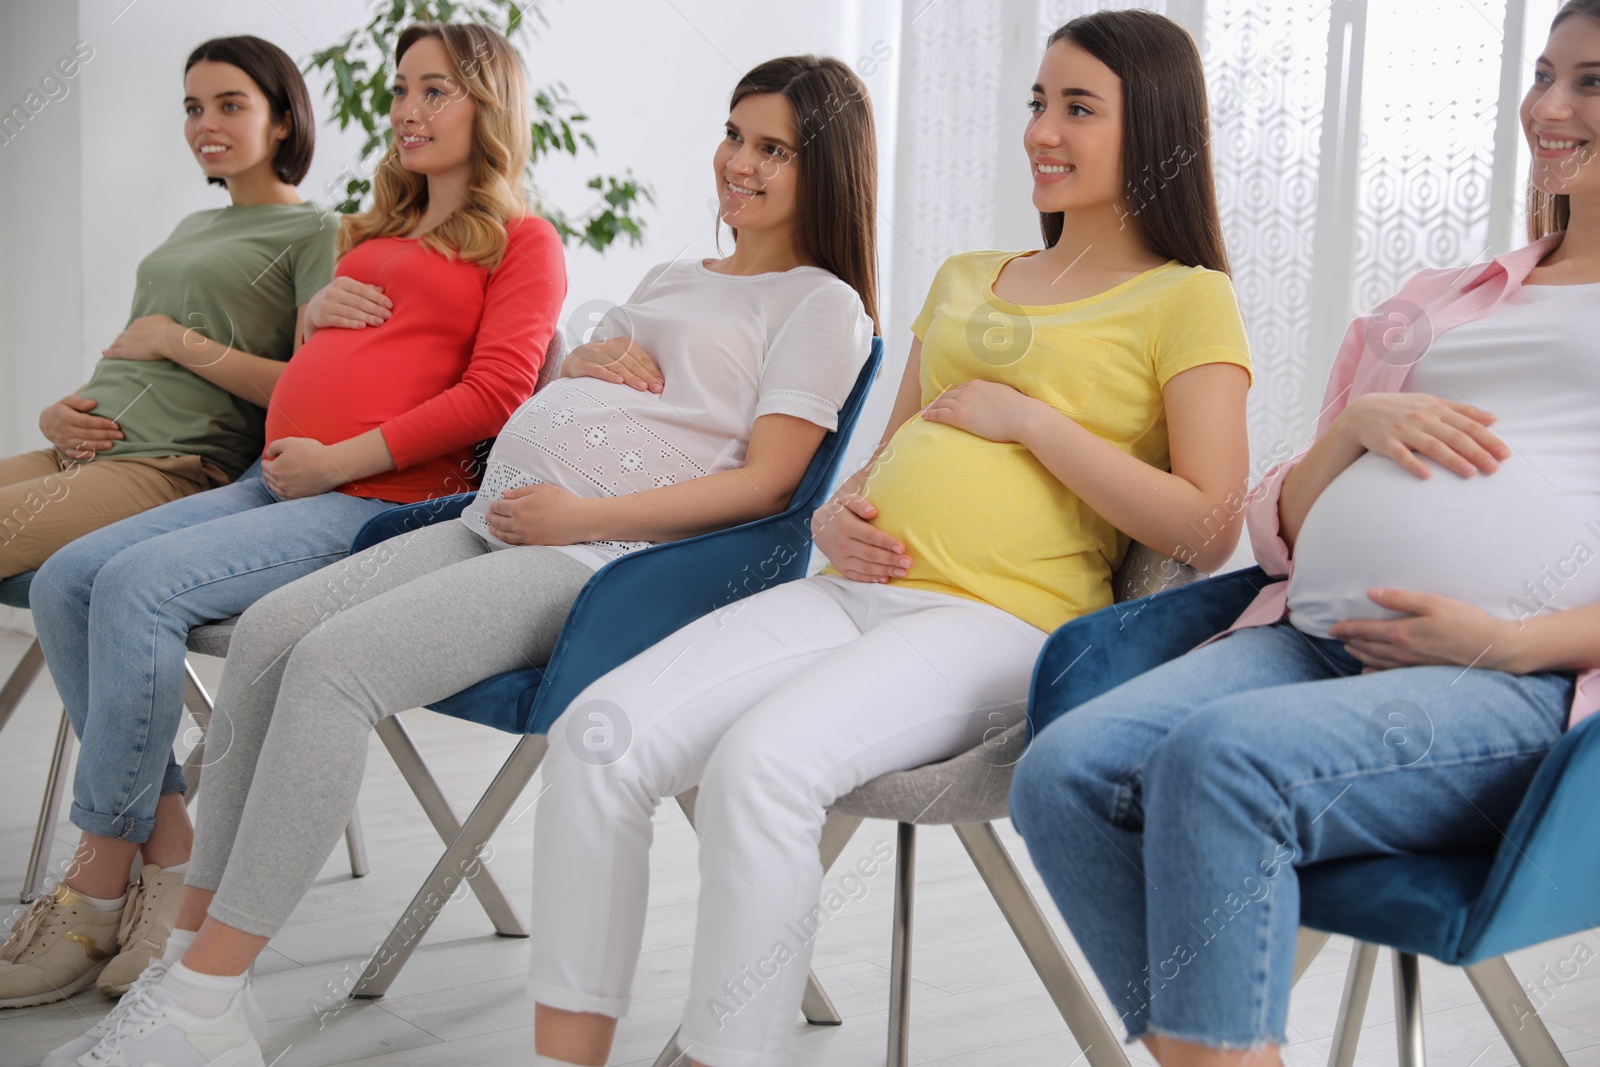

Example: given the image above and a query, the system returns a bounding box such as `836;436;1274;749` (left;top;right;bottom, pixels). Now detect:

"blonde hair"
338;22;530;270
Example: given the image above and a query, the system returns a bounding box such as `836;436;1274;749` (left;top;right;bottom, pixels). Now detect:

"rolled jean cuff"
526;978;630;1019
162;762;189;797
69;801;156;843
1146;1023;1285;1052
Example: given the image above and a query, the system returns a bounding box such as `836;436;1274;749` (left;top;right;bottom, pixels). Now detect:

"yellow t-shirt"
827;250;1252;633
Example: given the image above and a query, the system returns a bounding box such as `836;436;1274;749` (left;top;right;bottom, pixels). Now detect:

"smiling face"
183;61;289;182
713;91;803;234
389;34;478;178
1024;39;1126;215
1524;12;1600;202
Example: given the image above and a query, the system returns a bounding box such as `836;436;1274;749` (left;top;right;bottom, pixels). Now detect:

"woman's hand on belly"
920;380;1045;443
306;278;392;333
486;483;600;545
262;437;347;499
1337;392;1509;480
560;336;664;393
1327;587;1525;673
811;479;911;583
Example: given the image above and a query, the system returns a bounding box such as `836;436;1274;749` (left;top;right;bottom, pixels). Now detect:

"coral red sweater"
265;215;565;503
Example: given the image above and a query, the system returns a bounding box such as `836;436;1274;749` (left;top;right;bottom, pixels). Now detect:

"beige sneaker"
98;863;186;996
0;882;121;1007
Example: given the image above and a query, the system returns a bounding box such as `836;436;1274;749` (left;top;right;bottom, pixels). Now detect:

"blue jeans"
1009;620;1572;1050
30;466;394;841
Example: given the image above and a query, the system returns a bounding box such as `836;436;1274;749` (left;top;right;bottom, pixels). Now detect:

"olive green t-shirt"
80;201;338;478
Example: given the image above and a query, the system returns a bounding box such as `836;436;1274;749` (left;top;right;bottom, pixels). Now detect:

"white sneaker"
71;977;263;1067
42;960;268;1067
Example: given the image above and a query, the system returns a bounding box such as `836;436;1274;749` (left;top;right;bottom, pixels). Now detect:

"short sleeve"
1150;269;1253;388
754;281;873;431
289;210;339;307
909;258;952;341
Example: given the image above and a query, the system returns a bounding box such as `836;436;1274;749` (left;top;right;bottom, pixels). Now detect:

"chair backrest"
1028;565;1272;737
534;328;567;394
1455;708;1600;962
0;571;34;610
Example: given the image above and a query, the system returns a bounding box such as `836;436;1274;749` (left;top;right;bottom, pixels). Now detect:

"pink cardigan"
1213;233;1599;727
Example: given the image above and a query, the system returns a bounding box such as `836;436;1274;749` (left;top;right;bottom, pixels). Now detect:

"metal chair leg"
1328;941;1380;1067
351;734;548;999
180;658;214;802
22;709;74;903
373;716;524;933
343;805;370;878
887;821;916;1067
650;1029;690;1067
952;822;1132;1067
1466;956;1570;1067
1393;950;1427;1067
0;637;45;735
1293;928;1331;982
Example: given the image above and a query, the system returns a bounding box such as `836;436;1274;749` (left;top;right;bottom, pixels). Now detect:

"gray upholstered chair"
651;543;1233;1067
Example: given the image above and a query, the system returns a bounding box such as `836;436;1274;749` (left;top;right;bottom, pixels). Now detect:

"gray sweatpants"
186;519;594;937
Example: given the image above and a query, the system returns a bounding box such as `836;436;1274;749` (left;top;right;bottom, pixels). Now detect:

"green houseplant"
308;0;652;250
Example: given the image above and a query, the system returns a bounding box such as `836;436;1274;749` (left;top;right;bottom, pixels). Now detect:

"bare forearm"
578;466;795;543
1277;422;1364;555
327;428;396;484
165;328;287;405
1017;403;1244;572
1505;602;1600;675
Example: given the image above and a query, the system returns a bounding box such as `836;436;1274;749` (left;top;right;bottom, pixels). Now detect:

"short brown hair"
185;36;314;188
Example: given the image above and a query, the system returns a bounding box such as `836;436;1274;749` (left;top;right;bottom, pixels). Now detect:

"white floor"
1;628;1599;1067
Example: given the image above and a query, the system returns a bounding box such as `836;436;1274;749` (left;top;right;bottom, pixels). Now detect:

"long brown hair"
726;56;881;334
185;36;314;189
1529;0;1600;240
338;22;530;270
1040;11;1230;275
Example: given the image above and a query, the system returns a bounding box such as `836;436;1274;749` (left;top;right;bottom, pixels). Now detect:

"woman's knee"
30;535;100;616
1011;706;1150;837
87;535;187;617
1145;705;1281;822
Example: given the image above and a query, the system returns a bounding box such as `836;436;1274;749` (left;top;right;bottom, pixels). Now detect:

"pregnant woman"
0;36;333;580
1011;3;1600;1065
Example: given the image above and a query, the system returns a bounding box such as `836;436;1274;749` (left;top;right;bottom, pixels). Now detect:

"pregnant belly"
1286;451;1600;638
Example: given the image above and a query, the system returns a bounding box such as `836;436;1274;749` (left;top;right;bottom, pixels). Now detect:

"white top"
459;258;873;569
1288;281;1600;637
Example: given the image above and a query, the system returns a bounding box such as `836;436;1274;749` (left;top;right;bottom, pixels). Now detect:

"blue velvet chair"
1027;565;1596;1067
344;340;883;1000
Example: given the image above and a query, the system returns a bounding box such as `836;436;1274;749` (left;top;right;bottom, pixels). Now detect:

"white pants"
529;573;1048;1067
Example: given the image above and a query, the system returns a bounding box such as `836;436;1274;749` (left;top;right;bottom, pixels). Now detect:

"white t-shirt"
459;258;873;569
1288;281;1600;637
